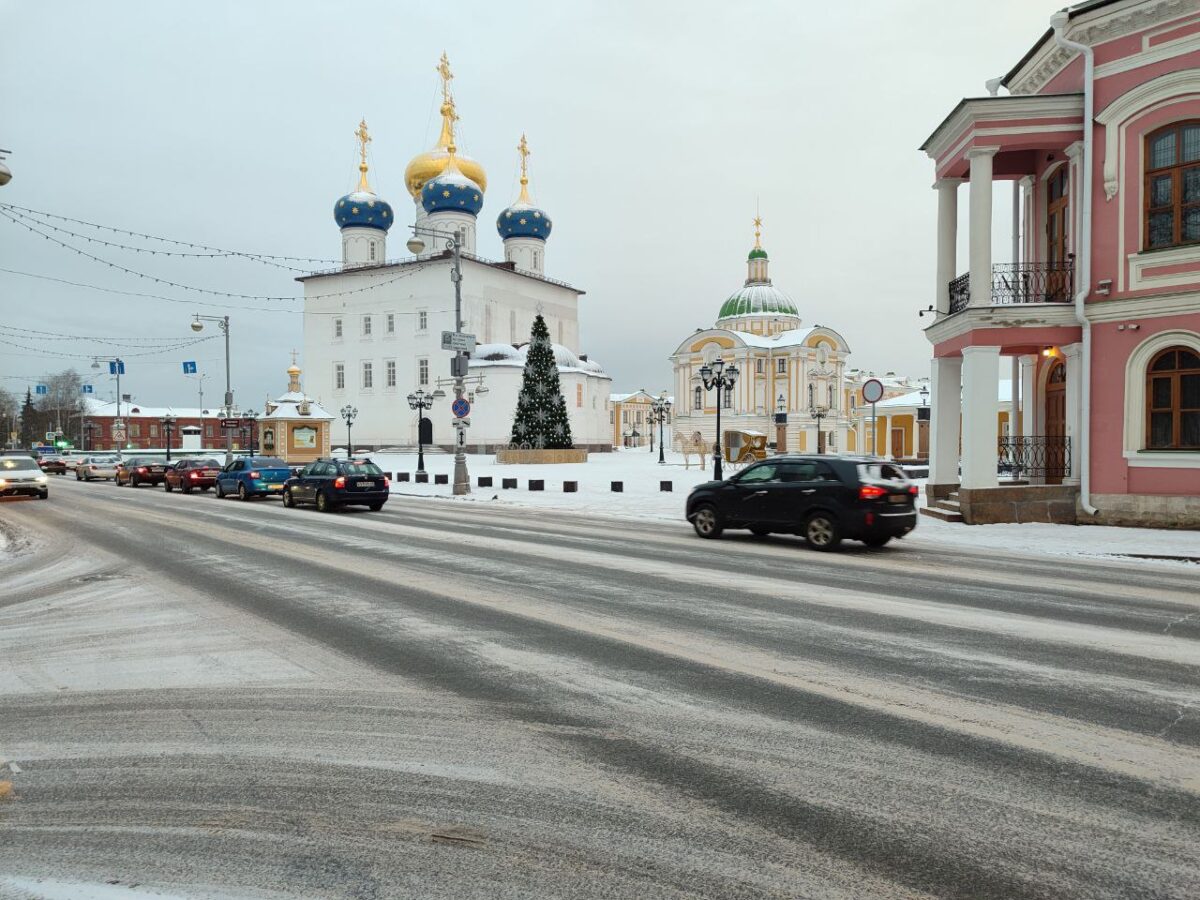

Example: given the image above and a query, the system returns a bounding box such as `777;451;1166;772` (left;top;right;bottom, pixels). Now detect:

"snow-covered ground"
365;448;1200;565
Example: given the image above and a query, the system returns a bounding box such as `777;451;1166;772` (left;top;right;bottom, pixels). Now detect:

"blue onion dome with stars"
497;134;552;241
334;190;394;232
421;151;484;217
334;119;394;231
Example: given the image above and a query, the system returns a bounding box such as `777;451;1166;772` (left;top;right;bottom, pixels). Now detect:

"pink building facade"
922;0;1200;528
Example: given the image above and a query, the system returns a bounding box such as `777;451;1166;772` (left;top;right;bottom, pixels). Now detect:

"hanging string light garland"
0;202;341;267
0;333;216;361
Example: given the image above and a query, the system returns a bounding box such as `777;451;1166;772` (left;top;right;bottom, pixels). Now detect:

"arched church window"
369;242;376;261
808;383;815;407
827;385;834;408
694;386;703;410
1146;346;1200;448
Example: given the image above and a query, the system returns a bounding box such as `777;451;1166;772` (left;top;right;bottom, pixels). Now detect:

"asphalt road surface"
1;479;1198;899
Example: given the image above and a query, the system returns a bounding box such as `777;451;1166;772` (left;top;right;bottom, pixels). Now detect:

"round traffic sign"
451;398;471;419
862;378;885;404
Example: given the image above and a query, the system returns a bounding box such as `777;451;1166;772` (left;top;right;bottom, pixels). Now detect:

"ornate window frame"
1122;328;1200;467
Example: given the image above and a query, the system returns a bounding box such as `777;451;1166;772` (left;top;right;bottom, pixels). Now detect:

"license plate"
356;481;373;488
888;494;909;504
268;483;283;490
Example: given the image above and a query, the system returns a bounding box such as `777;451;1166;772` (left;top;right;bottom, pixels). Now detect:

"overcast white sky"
1;0;1057;408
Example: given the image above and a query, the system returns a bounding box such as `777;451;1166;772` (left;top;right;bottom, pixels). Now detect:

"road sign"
182;360;197;374
35;384;48;395
220;418;241;429
861;378;885;404
451;398;471;419
441;331;476;353
108;361;125;375
112;428;126;442
81;384;93;394
44;431;55;441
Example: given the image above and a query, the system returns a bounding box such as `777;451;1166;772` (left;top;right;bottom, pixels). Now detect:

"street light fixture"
698;357;739;480
340;404;358;457
919;385;929;407
809;404;829;454
161;414;177;462
649;392;672;465
407;224;471;496
190;314;234;465
407;389;434;473
243;409;258;454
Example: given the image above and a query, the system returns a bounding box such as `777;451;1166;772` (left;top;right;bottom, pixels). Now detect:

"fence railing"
947;261;1074;314
997;435;1070;480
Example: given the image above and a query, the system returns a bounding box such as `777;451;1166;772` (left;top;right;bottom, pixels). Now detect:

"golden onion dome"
404;54;488;198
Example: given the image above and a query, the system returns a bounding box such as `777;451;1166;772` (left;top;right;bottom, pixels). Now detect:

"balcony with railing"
947;262;1075;315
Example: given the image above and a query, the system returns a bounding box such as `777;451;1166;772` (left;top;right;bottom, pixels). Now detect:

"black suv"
685;456;917;550
282;458;390;512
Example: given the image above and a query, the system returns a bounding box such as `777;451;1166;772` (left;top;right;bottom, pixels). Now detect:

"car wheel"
805;512;842;551
691;503;723;539
316;491;333;513
862;535;892;548
131;475;140;488
181;483;192;494
216;481;226;498
238;483;250;502
749;527;771;538
37;490;48;500
282;488;295;508
75;471;82;481
164;479;173;492
368;501;384;512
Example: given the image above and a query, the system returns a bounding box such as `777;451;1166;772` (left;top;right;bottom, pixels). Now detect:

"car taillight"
383;477;390;488
137;467;147;474
909;485;919;496
859;484;887;500
249;470;260;479
334;475;346;489
88;465;96;470
189;471;199;479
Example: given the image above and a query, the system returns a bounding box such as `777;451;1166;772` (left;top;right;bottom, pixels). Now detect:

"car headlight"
35;475;48;483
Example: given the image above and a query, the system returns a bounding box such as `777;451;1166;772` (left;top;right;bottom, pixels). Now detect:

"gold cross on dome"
437;52;454;103
290;348;299;366
518;133;530;181
355;119;372;191
753;214;763;248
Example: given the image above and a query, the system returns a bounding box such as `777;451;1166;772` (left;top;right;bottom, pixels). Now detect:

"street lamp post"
243;410;258;455
650;392;672;465
406;226;470;496
407;389;434;473
190;315;233;465
698;357;739;481
340;405;357;457
91;356;125;456
809;405;828;454
161;414;176;462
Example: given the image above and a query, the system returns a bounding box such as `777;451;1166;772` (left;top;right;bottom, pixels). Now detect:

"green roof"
748;247;768;260
717;284;799;320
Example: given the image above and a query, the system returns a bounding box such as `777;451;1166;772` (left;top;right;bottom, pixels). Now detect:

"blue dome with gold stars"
497;202;552;242
421;159;484;217
334;190;394;232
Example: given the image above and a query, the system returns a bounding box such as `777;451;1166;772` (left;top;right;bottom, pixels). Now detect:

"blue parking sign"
182;360;197;374
81;384;94;394
108;360;125;375
35;384;48;395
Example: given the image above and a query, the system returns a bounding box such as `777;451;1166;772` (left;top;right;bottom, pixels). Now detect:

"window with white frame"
694;386;703;410
363;315;372;337
576;384;583;408
334;318;343;339
334;363;345;390
418;310;428;332
386;313;394;334
362;361;373;389
756;359;764;374
369;242;376;261
418;358;429;386
777;358;787;374
386;359;396;388
723;388;732;409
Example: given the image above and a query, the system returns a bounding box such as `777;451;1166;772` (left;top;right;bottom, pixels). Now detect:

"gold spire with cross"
435;52;459;151
355;119;372;192
403;52;487;197
753;214;763;248
517;133;531;204
290;348;299;366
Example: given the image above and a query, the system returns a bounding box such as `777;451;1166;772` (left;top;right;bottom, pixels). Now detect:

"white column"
929;357;962;485
960;346;1000;489
1010;355;1021;436
881;415;892;458
1062;343;1083;484
935;179;961;315
1019;355;1037;439
967;147;999;308
1011;181;1021;266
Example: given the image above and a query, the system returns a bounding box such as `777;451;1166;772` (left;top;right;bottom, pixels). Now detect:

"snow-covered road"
1;479;1198;898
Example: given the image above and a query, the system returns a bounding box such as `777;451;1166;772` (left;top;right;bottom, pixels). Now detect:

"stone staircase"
921;490;964;523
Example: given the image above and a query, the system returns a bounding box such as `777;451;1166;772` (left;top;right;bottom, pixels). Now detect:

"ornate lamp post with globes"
698;357;739;481
161;414;176;462
407;389;434;474
340;405;358;457
649;392;672;465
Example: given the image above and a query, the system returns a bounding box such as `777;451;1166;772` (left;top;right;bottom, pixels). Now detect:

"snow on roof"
83;398;221;419
260;399;333;421
729;327;816;349
468;342;610;378
874;380;1011;409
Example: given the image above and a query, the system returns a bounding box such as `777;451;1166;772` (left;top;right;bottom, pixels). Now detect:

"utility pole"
192;316;233;465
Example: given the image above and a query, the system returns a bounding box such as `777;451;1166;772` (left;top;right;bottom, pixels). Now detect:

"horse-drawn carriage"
723;429;767;469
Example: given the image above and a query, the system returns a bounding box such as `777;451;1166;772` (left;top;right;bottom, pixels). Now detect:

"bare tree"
36;369;85;437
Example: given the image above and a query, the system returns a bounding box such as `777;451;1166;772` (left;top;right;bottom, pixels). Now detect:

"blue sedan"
214;456;293;500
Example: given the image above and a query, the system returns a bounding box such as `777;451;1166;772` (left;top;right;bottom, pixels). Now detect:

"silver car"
0;455;49;499
75;454;120;481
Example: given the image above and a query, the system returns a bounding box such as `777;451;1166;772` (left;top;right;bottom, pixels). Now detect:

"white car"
0;456;49;500
75;454;120;481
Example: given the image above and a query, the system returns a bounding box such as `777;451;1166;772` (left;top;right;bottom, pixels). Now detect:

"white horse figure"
675;430;709;470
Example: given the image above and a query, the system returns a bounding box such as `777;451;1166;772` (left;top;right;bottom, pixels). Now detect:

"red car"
164;458;221;493
115;457;169;487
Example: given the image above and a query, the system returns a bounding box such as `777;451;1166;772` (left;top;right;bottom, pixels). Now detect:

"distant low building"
609;390;672;448
261;363;333;464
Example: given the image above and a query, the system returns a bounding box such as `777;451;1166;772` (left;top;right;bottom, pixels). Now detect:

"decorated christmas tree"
510;314;574;449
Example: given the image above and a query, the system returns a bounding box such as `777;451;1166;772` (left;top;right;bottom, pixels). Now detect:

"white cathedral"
301;55;611;451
